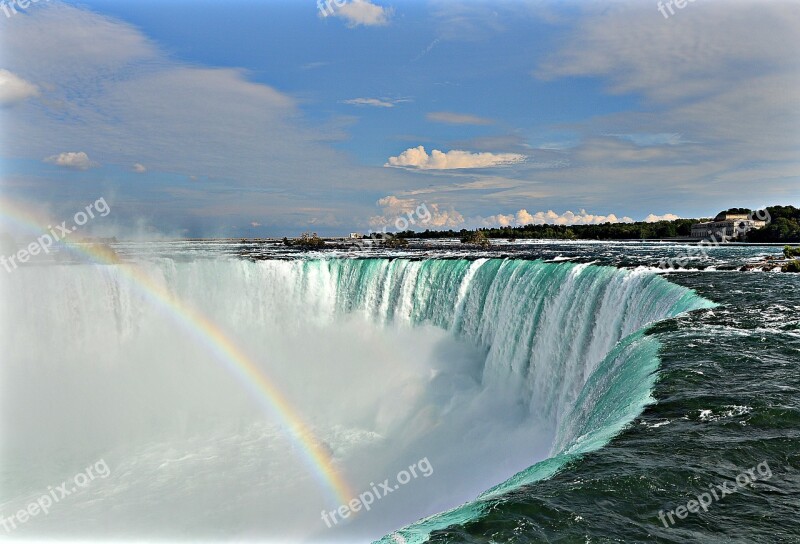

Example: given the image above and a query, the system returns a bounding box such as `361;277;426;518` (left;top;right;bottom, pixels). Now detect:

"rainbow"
0;199;355;507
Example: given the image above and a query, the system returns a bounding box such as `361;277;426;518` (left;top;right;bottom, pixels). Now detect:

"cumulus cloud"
44;151;98;170
0;69;39;105
329;0;392;27
643;213;680;222
426;112;494;125
342;97;398;108
132;163;147;173
369;195;464;230
480;209;635;228
386;146;526;170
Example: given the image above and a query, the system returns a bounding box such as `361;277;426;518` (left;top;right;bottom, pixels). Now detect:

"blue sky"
1;0;798;237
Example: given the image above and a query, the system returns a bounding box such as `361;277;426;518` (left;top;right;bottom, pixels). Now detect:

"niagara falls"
2;1;799;543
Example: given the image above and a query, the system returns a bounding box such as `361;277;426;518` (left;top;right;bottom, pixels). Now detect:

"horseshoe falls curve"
1;257;715;542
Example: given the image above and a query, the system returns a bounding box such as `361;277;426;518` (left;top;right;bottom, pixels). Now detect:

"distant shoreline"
163;238;793;246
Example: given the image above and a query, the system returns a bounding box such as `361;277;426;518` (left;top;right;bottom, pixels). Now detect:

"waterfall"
1;257;713;542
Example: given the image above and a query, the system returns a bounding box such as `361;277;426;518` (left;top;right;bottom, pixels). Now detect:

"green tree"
784;246;800;258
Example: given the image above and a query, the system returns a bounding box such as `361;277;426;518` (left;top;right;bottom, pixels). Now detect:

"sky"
0;0;798;238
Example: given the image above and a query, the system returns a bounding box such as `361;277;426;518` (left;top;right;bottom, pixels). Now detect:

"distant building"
691;210;767;241
348;233;363;239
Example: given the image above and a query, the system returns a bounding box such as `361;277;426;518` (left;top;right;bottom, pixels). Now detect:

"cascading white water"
0;257;713;542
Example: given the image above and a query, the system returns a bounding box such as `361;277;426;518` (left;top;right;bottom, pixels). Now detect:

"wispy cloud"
607;133;691;146
342;97;401;108
427;111;494;125
536;3;800;157
386;146;526;170
412;38;440;62
299;61;331;71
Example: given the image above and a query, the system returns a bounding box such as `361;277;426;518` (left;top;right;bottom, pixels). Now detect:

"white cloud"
427;112;494;125
342;97;397;108
250;221;262;227
644;213;680;222
44;151;98;170
386;146;526;170
330;0;393;27
480;209;635;228
132;163;147;173
0;69;39;105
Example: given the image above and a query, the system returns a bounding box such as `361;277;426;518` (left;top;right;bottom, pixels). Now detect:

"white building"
691;212;767;240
